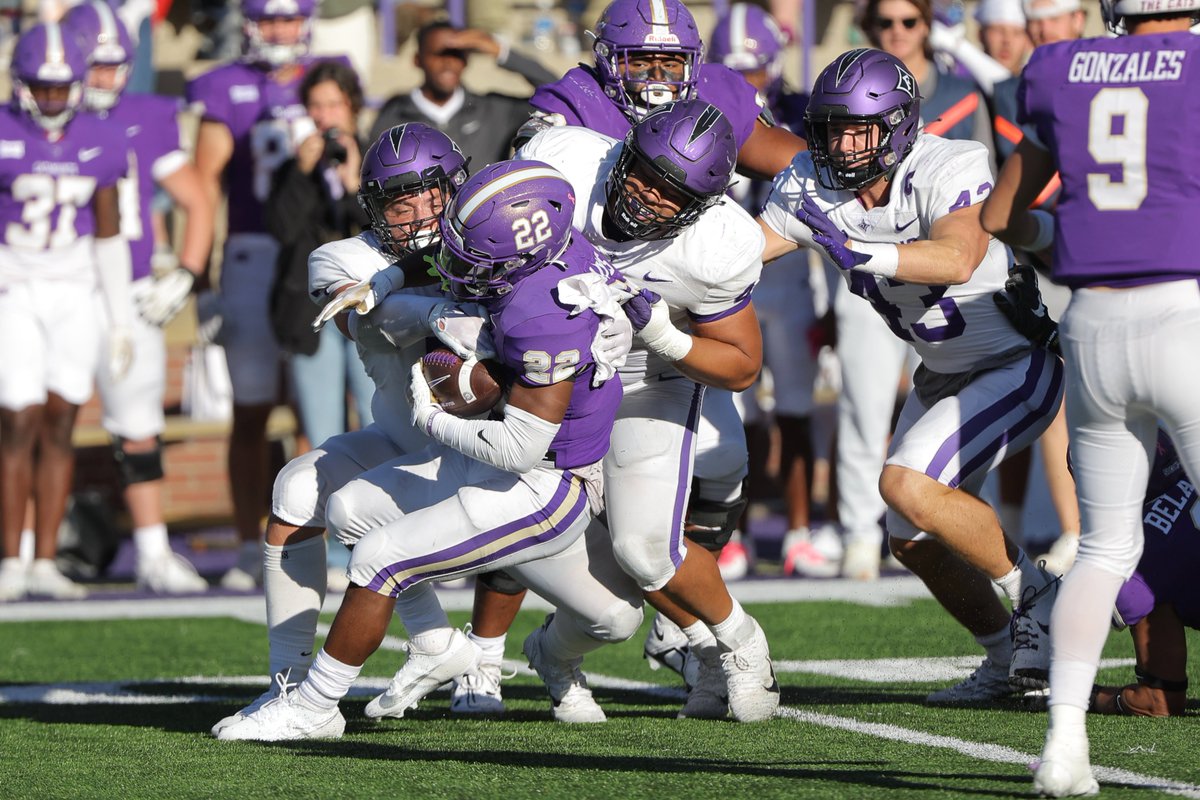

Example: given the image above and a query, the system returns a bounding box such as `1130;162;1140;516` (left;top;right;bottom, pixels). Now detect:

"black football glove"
993;263;1060;356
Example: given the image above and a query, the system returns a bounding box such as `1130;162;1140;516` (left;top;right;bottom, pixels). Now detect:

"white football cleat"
216;687;344;742
219;565;261;591
1010;573;1060;690
450;661;506;715
720;617;779;722
677;644;728;720
211;671;290;736
26;559;86;599
926;657;1015;704
0;558;27;602
1033;733;1099;796
138;552;208;595
716;535;750;581
523;616;606;723
643;612;695;685
365;628;481;719
840;536;881;581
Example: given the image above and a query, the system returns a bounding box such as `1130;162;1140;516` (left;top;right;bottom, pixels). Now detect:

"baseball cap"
976;0;1026;26
1022;0;1082;21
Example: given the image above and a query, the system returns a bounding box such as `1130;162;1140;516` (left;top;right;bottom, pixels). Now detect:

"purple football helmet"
359;123;469;257
241;0;317;67
605;99;736;241
11;23;88;133
805;49;922;192
437;160;576;302
592;0;704;120
708;4;787;102
1100;0;1200;32
63;1;134;111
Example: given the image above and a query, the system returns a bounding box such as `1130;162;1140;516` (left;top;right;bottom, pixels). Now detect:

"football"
421;347;504;417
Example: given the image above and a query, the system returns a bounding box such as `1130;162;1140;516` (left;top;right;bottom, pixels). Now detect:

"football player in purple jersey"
514;0;804;180
0;23;131;601
64;0;214;595
981;0;1200;792
1091;431;1199;719
187;0;353;590
760;49;1067;706
216;161;634;741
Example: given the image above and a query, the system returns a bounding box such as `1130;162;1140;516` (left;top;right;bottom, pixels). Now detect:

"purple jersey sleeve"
1018;34;1200;288
529;66;633;139
695;63;764;149
489;236;623;469
112;94;185;278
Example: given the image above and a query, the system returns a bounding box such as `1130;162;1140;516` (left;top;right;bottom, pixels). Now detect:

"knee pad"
325;490;364;547
586;599;644;644
476;569;527;595
271;450;324;527
684;480;748;551
111;436;164;487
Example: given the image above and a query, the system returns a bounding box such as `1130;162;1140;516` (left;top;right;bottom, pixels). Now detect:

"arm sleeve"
922;144;996;223
760;165;818;249
347;291;443;351
186;73;233;128
427;403;560;474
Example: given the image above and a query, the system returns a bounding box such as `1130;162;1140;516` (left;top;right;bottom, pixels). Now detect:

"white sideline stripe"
773;656;1136;684
3;673;1195;797
775;707;1200;799
0;576;932;623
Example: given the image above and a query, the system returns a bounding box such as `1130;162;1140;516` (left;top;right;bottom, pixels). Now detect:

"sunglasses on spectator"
875;16;921;29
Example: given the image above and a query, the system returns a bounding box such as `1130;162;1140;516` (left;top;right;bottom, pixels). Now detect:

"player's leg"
606;379;778;722
1035;404;1083;573
450;572;527;715
218;234;285;589
884;350;1064;699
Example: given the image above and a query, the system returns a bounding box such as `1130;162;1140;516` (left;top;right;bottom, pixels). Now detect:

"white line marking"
773;656;1136;683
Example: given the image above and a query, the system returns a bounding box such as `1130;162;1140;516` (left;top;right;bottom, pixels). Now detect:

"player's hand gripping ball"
420;347;504;417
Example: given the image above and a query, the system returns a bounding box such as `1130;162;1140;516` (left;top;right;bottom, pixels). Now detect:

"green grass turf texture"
1;598;1197;799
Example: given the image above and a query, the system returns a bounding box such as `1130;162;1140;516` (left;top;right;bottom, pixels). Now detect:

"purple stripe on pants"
948;353;1063;488
668;383;706;569
365;471;586;596
924;348;1049;483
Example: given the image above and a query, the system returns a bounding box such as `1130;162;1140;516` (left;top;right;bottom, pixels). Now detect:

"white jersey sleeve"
307;231;394;305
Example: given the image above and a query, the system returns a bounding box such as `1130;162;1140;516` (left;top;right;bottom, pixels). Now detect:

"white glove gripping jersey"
308;231;440;452
760;134;1026;374
517;126;764;385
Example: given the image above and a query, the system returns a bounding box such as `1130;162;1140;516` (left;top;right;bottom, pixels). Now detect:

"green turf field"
1;595;1197;799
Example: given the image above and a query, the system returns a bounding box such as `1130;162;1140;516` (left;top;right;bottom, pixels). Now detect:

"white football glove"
427;301;496;360
592;313;632;386
108;327;135;382
194;289;225;346
135;267;196;326
312;264;405;331
408;361;442;433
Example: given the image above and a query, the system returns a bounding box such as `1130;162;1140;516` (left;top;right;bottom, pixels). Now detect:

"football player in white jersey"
517;100;779;723
758;50;1064;703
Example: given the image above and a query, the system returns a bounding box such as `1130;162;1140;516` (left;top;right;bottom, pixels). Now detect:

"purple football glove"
799;193;872;271
621;287;661;333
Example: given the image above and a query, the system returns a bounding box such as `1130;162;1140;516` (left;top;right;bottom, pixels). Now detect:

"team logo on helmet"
895;65;916;98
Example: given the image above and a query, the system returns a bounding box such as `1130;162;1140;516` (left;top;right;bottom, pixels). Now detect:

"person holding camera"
265;59;373;452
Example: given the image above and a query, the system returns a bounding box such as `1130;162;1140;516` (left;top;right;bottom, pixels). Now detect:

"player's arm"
630;298;762;391
192;120;233;238
158;163;213;281
758;215;802;263
980;137;1058;251
92;184;135;378
889;203;992;285
735;121;806;181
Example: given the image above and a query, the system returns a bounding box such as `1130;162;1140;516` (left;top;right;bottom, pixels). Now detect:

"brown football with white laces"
420;347;504;417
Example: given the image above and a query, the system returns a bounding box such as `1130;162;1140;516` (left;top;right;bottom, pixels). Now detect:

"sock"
237;539;263;573
1045;702;1089;752
297;649;360;710
710;599;756;651
994;550;1054;609
133;524;171;564
1047;562;1125;709
17;529;34;565
264;536;327;681
975;625;1012;668
544;612;605;661
467;630;506;666
681;619;717;649
394;582;451;650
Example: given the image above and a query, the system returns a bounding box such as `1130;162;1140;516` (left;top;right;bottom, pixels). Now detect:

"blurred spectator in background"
66;0;213;594
706;2;828;580
265;59;373;454
369;21;557;169
311;0;376;82
187;0;351;590
974;0;1030;77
